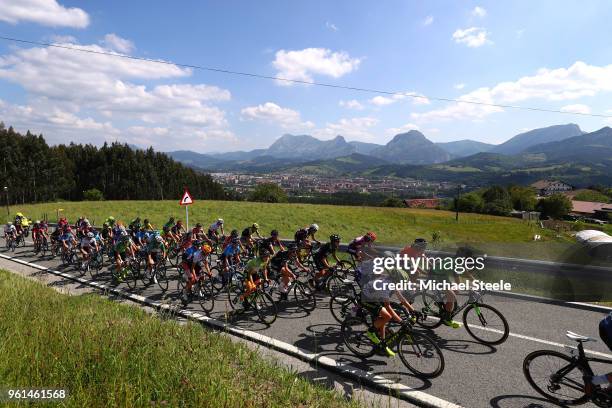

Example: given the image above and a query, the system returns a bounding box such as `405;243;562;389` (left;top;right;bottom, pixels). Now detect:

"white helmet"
87;232;94;238
309;223;319;231
217;218;224;224
83;218;90;225
155;235;163;243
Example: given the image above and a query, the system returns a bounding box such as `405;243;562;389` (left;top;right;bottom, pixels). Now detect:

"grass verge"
0;269;359;408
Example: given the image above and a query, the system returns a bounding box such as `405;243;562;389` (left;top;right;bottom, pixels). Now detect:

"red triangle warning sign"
179;189;194;206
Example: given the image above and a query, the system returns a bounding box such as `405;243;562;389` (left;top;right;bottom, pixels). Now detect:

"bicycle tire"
196;279;215;314
125;262;139;290
293;281;316;312
398;331;445;379
462;303;509;345
341;316;377;358
252;291;277;325
329;284;358;323
523;349;589;405
226;282;243;310
155;263;169;291
415;291;445;329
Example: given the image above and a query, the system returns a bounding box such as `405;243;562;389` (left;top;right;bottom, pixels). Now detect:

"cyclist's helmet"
201;243;212;254
155;235;163;243
143;218;149;224
309;223;319;232
366;231;377;241
412;238;427;250
217;218;224;224
270;229;279;237
252;223;259;229
87;232;94;238
260;248;271;257
168;217;175;223
83;218;90;225
230;229;239;237
196;223;202;228
330;234;341;243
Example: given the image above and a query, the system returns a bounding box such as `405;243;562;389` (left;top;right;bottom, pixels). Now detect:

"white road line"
0;252;462;408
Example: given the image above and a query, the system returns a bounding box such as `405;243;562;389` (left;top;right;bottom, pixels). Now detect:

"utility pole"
3;186;9;223
455;184;465;222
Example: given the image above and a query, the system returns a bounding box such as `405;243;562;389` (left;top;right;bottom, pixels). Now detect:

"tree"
509;186;537;211
381;197;404;207
248;183;288;203
573;190;610;203
456;192;484;213
83;188;104;201
536;193;573;219
481;185;512;215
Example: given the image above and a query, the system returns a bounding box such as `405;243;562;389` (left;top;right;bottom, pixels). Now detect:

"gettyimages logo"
372;253;486;275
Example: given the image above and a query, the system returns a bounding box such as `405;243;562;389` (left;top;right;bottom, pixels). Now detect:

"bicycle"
523;331;611;407
177;270;216;313
61;245;78;267
270;269;317;312
415;289;509;345
341;306;445;379
227;278;278;325
5;235;17;252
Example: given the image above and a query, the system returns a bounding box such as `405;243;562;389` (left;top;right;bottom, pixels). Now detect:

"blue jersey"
222;243;240;257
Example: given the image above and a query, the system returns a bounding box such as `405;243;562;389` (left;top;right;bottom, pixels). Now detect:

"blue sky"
1;0;612;152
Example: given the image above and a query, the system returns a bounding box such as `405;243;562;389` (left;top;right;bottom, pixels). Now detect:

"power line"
1;34;611;119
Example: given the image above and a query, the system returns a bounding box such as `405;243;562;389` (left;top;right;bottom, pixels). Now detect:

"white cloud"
454;83;466;90
370;91;429;106
102;34;135;54
472;6;487;18
313;117;379;142
339;99;364;110
325;21;339;31
272;48;361;85
452;27;491;48
370;96;395;106
241;102;314;130
413;60;612;122
49;34;77;44
423;15;434;26
560;104;591;114
0;38;234;151
0;0;89;28
386;123;420;136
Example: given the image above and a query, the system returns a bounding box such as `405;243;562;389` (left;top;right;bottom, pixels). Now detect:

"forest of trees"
0;123;226;204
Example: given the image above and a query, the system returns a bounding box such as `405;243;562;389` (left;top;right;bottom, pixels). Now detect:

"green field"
9;200;569;250
0;270;358;408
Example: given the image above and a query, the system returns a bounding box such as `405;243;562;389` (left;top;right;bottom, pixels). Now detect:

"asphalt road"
1;241;610;408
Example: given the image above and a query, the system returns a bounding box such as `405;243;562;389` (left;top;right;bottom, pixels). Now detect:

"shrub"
248;183;288;203
83;188;104;201
536;193;572;220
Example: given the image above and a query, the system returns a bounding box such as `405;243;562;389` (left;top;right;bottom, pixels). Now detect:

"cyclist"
163;217;175;231
310;234;342;290
219;237;242;281
14;213;24;236
129;217;141;235
112;223;125;244
222;229;240;250
181;242;213;303
585;312;612;395
114;232;137;273
207;218;225;243
241;223;262;253
79;231;99;263
294;224;320;248
145;234;167;281
59;225;77;255
270;243;309;301
4;222;17;242
143;218;154;231
104;216;116;228
101;222;113;244
241;249;271;307
171;219;185;239
31;221;48;246
57;217;68;229
347;231;377;262
191;223;209;243
259;229;285;256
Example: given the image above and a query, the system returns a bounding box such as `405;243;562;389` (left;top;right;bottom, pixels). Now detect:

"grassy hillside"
0;269;357;408
11;200;566;248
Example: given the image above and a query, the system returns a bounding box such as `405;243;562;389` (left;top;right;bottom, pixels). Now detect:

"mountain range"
164;123;612;186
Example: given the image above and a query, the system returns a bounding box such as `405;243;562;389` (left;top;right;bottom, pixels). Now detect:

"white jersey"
209;221;223;232
5;225;16;233
80;237;97;248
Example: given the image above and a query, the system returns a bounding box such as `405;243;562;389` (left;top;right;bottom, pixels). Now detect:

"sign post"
179;188;194;230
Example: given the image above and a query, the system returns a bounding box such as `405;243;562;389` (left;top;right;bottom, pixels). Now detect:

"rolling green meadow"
10;200;568;249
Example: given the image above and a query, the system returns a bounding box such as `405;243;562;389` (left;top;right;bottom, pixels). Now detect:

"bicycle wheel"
462;303;509;345
398;331;445;378
523;350;589;405
155;263;169;291
329;284;358;323
252;291;277;325
209;266;224;293
196;279;215;314
226;282;243;310
415;291;444;329
341;316;377;358
77;261;88;277
293;281;316;312
325;268;348;295
125;262;139;290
